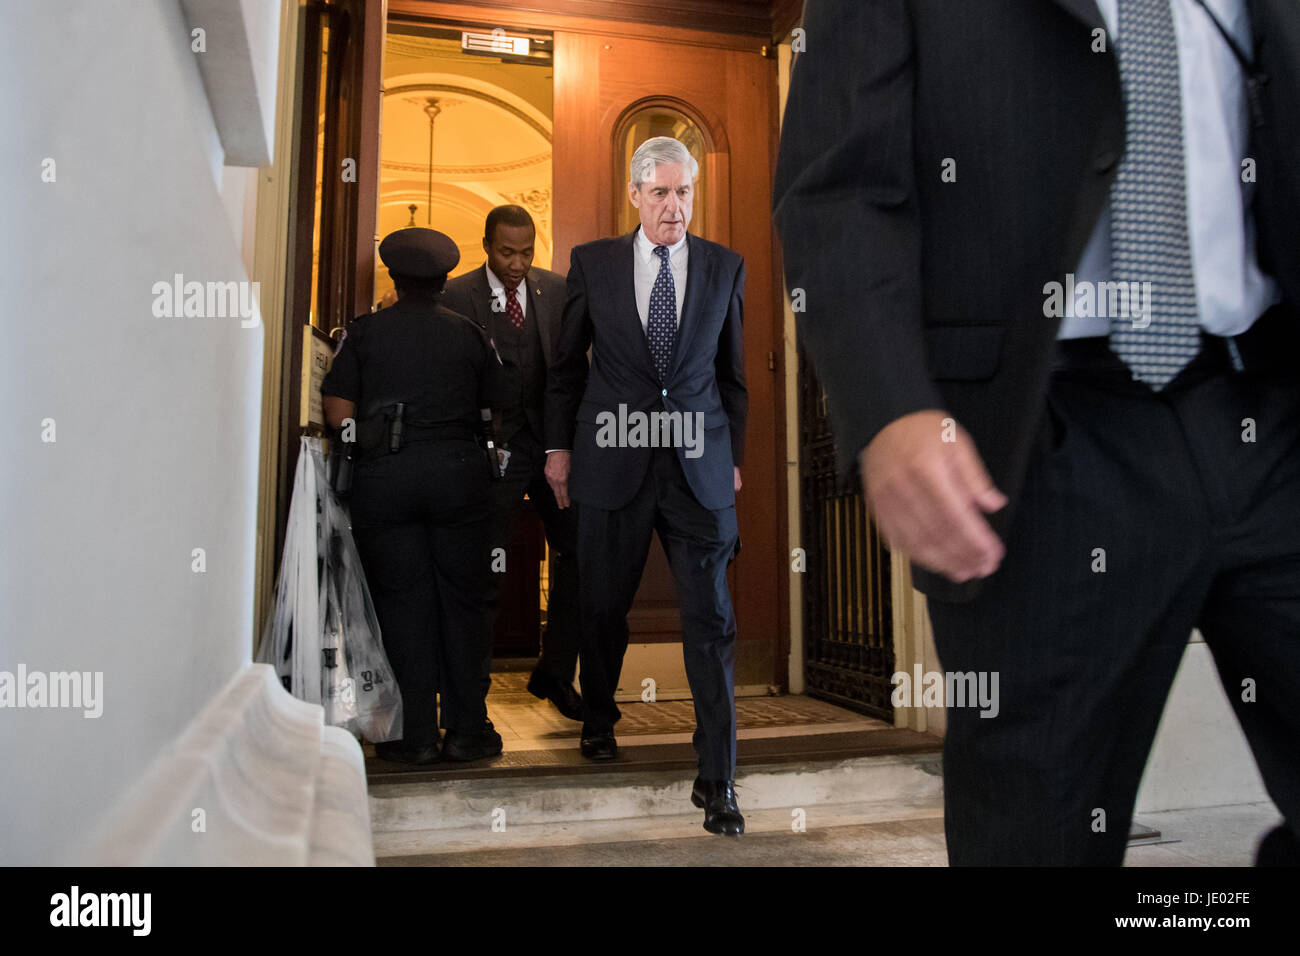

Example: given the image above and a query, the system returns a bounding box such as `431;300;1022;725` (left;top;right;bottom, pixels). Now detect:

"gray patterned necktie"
647;244;678;380
1109;0;1202;388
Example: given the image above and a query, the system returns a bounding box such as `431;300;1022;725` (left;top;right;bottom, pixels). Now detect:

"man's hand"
546;450;572;509
860;410;1008;584
734;467;742;493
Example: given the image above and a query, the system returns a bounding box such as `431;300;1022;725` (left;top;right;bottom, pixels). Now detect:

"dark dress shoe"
1257;824;1300;865
374;740;440;765
580;733;618;761
440;721;504;762
691;777;745;836
527;669;584;722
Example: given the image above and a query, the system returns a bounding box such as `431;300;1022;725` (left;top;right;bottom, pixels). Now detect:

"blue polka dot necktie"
1109;0;1202;389
647;244;678;381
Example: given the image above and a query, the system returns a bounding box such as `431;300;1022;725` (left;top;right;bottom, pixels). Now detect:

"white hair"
629;136;698;188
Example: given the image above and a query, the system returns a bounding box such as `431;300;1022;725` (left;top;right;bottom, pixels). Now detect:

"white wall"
221;165;261;275
0;0;266;864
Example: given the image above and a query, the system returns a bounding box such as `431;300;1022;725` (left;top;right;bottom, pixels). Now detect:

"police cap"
378;227;460;279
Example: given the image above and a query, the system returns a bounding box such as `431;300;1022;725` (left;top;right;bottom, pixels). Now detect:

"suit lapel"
614;230;658;376
667;233;712;382
1048;0;1105;30
468;264;497;336
526;267;552;366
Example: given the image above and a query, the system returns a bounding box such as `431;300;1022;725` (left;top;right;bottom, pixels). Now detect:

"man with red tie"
443;206;582;734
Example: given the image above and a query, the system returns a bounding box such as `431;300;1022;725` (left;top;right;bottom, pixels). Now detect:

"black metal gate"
798;346;894;719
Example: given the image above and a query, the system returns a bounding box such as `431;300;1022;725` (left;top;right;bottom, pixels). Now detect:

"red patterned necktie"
505;285;525;331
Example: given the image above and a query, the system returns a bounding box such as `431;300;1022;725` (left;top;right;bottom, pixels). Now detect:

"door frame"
384;0;785;691
274;0;385;576
278;0;791;692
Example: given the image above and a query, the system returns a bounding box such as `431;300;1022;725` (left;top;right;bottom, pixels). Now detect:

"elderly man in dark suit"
775;0;1300;864
443;205;582;724
546;136;749;836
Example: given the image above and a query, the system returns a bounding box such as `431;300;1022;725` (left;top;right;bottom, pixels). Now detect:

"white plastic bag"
257;436;403;742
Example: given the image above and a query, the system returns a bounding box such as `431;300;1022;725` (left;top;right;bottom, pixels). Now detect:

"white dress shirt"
547;229;689;454
485;264;528;319
634;225;688;331
1059;0;1280;338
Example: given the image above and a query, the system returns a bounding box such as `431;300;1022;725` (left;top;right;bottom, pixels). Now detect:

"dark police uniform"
322;229;507;761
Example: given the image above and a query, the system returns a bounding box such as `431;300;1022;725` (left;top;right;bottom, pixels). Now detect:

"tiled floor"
486;670;884;750
362;671;912;778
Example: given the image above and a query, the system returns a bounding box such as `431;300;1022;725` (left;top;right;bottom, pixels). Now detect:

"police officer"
322;227;507;765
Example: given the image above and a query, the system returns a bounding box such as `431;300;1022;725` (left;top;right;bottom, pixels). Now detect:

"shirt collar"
634;225;688;261
485;264;525;298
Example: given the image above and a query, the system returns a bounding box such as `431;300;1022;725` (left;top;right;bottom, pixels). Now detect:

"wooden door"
384;1;788;694
551;30;785;694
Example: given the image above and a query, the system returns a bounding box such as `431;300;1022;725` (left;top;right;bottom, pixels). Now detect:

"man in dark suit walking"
546;136;749;835
775;0;1300;864
443;205;583;722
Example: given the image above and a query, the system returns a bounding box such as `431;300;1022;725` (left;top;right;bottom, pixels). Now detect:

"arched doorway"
377;69;555;302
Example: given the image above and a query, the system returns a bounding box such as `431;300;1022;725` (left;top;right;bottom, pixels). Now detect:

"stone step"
376;801;947;862
370;751;943;859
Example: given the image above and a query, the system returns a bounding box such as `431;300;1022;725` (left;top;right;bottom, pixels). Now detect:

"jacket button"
661;388;668;397
1094;149;1120;174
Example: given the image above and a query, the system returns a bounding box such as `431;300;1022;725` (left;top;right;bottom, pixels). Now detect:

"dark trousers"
349;440;495;746
485;429;580;685
577;446;740;780
928;332;1300;865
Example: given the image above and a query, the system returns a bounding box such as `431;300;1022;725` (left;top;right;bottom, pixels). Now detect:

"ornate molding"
381;152;551;175
503;186;552;214
385;82;553;142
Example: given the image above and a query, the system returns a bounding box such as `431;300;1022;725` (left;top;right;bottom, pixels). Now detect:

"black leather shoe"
691;777;745;836
580;733;618;761
440;721;504;762
374;740;440;766
527;669;584;722
1257;824;1300;865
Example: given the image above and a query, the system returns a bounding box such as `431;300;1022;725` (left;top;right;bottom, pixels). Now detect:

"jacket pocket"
924;325;1006;382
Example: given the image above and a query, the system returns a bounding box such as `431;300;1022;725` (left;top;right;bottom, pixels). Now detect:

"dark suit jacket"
546;229;748;511
773;0;1300;602
442;263;567;441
